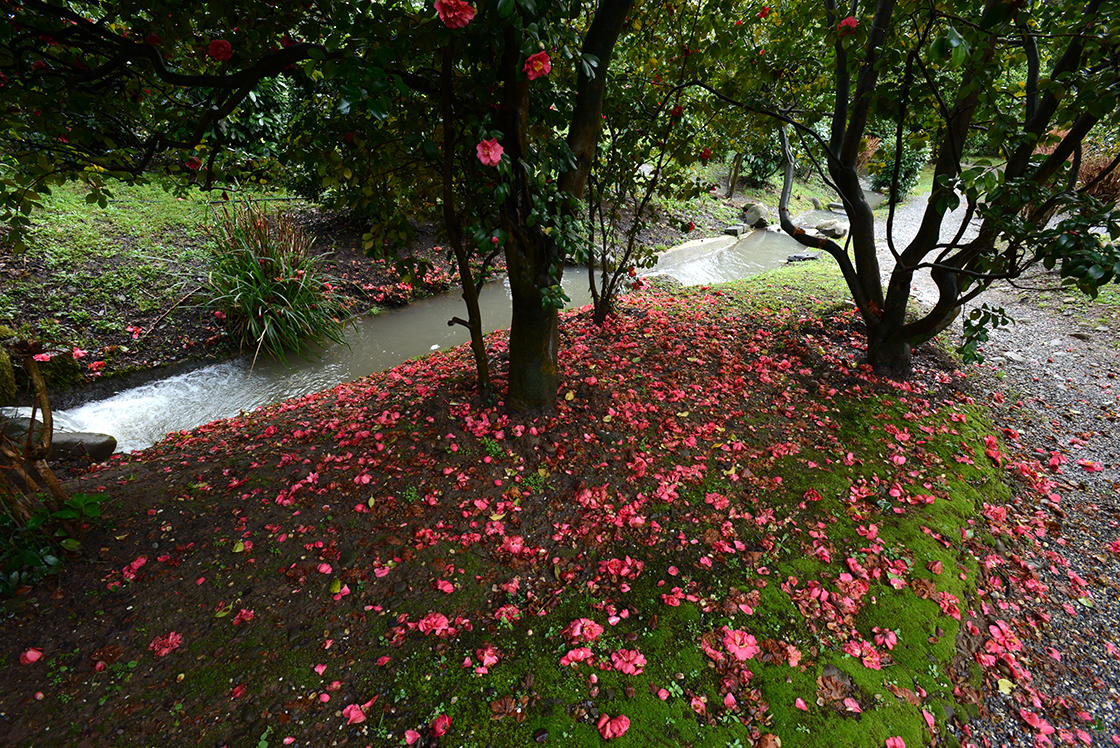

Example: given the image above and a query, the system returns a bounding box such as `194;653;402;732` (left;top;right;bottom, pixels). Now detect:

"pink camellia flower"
20;648;43;665
32;353;51;362
434;0;475;28
838;16;858;36
723;628;760;661
342;703;366;724
610;648;646;675
208;39;233;62
416;611;450;636
872;626;898;650
597;713;630;739
231;608;255;626
185;157;202;170
562;617;604;644
148;631;183;657
476;138;503;167
476;643;500;668
72;347;86;359
886;738;906;748
523;51;551;80
430;713;451;737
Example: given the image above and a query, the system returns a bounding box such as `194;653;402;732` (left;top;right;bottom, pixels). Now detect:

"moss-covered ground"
1;261;1050;748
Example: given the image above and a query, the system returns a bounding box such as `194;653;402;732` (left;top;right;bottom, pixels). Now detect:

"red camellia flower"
185;157;202;170
144;33;161;46
20;648;43;665
670;104;683;119
759;6;770;18
523;51;551;80
700;147;712;162
838;16;858;36
208;39;233;61
430;713;451;737
434;0;475;28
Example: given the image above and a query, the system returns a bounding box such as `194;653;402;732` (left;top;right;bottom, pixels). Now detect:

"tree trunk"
865;325;912;379
507;280;559;411
501;0;632;412
440;43;490;395
725;152;743;198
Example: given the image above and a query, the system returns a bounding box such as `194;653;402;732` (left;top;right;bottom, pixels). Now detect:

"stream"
37;226;813;452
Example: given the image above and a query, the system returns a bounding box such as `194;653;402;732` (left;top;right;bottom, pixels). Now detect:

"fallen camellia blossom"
148;631;182;657
20;648;43;665
430;713;451;736
597;713;630;739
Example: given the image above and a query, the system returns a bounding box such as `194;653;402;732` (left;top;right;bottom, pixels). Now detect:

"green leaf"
497;0;515;17
60;539;82;552
365;97;388;121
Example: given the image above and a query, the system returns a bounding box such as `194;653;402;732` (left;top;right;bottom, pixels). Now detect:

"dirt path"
869;193;1120;744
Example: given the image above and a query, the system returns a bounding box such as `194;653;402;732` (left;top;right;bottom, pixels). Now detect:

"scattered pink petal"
317;563;332;574
20;648;43;665
886;739;906;748
313;664;327;675
795;698;808;711
342;703;366;724
405;730;421;746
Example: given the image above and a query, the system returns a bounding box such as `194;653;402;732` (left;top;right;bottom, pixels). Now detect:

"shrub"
204;200;349;361
740;139;785;188
870;136;931;200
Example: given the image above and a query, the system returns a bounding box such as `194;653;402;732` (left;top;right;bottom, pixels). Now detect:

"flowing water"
646;229;808;286
40;227;812;452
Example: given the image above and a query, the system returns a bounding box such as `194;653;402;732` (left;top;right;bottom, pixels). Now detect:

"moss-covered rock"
0;325;16;406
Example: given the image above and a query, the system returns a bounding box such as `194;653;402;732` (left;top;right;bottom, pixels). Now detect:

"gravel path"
871;194;1120;746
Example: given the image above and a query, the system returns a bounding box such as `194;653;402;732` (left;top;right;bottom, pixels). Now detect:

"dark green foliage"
740;140;785;188
0;492;106;597
870;137;930;201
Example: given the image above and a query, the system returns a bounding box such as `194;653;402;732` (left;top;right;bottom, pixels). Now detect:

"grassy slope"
3;261;1027;748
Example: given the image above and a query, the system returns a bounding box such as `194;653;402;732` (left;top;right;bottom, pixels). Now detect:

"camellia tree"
0;0;635;411
691;0;1120;376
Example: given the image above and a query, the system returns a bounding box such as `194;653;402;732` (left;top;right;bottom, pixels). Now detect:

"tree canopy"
3;0;1120;404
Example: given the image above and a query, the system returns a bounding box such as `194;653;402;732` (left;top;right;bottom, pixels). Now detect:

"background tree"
0;0;635;411
699;0;1120;376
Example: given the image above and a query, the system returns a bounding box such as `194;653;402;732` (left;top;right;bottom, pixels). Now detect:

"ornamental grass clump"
204;200;348;362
